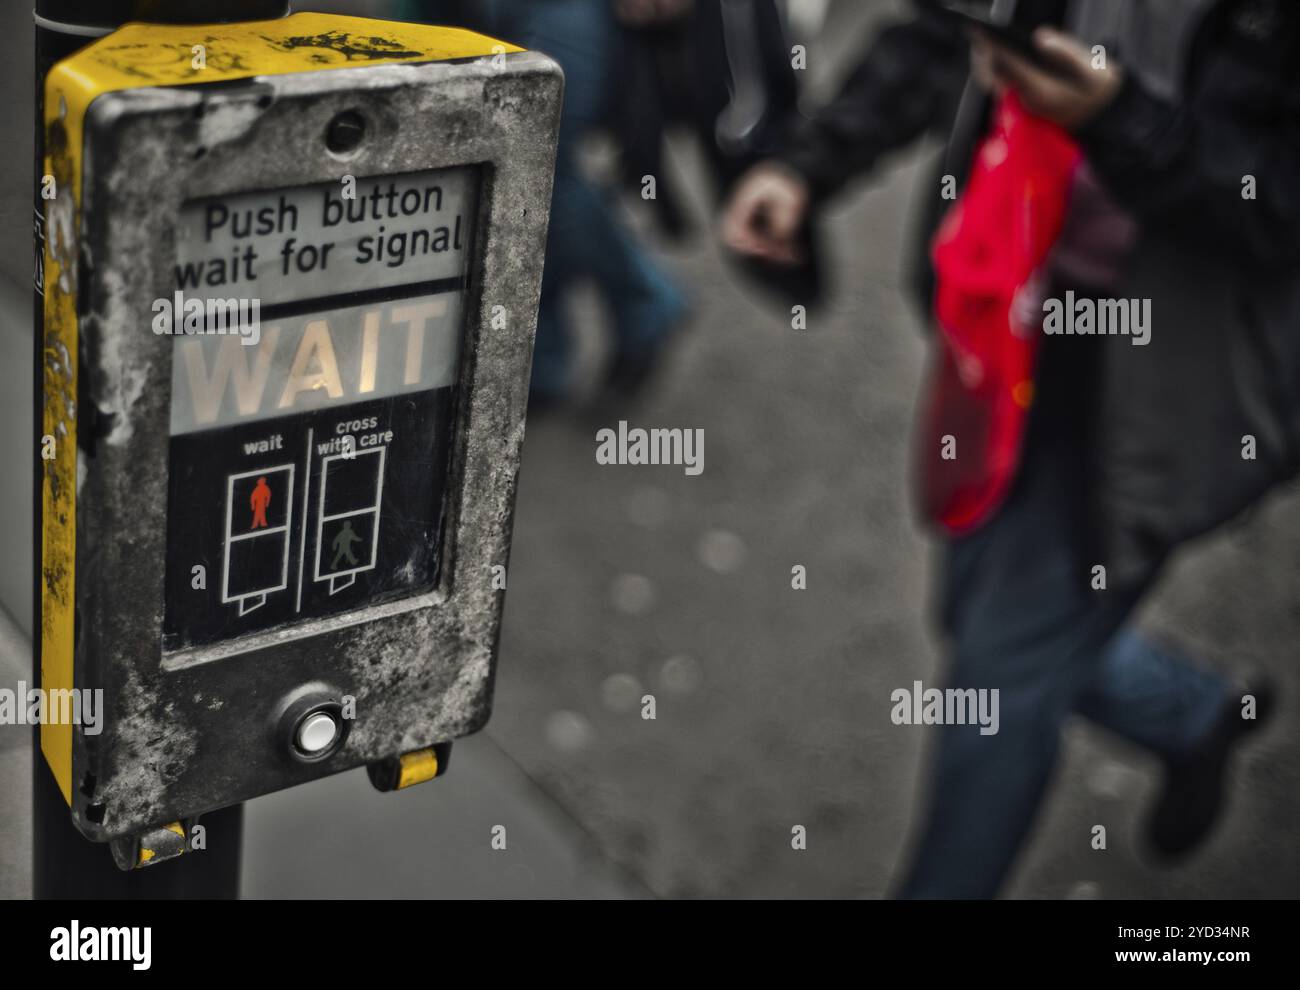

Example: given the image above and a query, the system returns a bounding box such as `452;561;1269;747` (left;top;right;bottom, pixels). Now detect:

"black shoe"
1144;680;1276;861
602;326;689;402
600;295;691;403
603;344;664;398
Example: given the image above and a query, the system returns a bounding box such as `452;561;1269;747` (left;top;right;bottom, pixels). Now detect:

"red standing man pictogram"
250;476;272;529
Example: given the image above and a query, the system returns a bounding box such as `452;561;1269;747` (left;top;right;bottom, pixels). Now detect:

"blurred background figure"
723;0;1298;898
611;0;796;234
611;0;826;307
401;0;822;405
402;0;691;407
785;0;833;39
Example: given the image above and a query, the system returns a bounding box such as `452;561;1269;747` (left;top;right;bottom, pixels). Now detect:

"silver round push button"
296;711;339;755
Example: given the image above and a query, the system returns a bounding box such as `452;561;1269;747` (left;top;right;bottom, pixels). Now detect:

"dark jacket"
779;0;1300;591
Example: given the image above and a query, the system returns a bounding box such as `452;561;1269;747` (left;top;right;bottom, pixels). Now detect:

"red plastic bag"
921;91;1081;533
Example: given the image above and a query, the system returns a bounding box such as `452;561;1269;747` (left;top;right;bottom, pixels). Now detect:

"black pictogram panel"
163;387;456;651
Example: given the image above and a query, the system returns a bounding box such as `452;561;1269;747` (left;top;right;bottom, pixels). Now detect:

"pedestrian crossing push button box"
39;12;562;847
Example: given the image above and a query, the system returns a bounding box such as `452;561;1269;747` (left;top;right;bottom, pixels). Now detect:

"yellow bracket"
396;748;441;790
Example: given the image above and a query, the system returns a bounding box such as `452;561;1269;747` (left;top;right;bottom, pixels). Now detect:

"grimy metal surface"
64;51;561;842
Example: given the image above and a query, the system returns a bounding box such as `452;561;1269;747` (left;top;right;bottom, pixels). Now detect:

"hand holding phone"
925;1;1063;71
925;3;1125;130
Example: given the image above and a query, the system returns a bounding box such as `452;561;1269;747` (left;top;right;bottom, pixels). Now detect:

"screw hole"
325;109;367;155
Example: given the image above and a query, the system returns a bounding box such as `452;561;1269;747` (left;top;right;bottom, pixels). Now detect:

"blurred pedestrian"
723;0;1297;897
612;0;798;228
401;0;689;405
612;0;824;305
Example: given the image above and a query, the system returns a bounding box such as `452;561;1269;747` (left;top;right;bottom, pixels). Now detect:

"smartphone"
924;1;1056;69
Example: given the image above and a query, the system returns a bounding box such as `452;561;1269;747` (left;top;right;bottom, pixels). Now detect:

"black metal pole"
32;0;290;900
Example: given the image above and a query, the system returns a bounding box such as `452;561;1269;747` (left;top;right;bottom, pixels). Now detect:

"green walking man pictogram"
331;519;363;569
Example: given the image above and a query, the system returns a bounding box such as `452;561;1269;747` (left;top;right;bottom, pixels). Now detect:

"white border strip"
33;7;293;36
32;12;114;37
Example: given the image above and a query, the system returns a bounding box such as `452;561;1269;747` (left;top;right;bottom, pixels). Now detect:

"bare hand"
721;162;811;266
980;27;1123;130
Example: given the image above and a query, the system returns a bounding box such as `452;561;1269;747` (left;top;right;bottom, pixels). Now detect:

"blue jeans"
898;341;1229;899
483;0;685;399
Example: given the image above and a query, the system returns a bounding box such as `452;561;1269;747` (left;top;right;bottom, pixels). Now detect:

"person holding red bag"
723;0;1297;898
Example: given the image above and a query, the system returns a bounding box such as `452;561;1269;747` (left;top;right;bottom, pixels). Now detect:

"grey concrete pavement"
242;732;646;898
